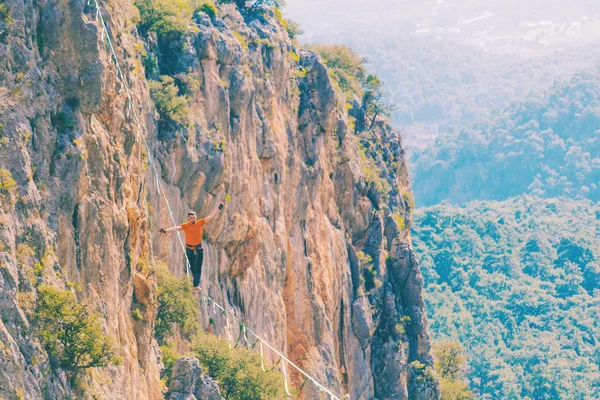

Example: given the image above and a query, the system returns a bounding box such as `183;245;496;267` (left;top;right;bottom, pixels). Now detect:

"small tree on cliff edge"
34;285;120;380
217;0;285;13
433;342;474;400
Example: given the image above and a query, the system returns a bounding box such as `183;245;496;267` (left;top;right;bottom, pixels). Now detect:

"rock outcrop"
166;357;222;400
0;0;439;399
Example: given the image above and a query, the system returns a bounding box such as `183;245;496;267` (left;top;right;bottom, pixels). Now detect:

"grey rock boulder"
167;357;222;400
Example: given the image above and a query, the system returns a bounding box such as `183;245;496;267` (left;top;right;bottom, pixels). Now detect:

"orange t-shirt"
181;219;206;246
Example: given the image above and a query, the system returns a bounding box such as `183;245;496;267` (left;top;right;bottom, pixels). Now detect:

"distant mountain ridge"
411;66;600;206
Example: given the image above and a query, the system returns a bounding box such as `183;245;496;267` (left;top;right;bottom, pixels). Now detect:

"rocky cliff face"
0;0;438;399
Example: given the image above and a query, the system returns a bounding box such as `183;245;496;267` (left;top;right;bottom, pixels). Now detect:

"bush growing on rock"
34;285;120;378
148;75;190;127
192;331;287;400
309;44;366;100
197;2;218;19
135;0;193;38
160;343;180;386
0;167;16;206
217;0;284;13
155;265;200;344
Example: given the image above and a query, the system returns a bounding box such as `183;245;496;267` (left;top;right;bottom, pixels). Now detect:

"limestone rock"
167;357;222;400
0;0;439;398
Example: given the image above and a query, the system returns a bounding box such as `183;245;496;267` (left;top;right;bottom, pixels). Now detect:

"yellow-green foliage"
355;250;372;266
272;7;286;29
289;49;300;63
16;291;35;315
192;331;288;400
16;243;35;265
135;0;196;37
409;360;438;387
131;308;144;321
0;3;13;26
0;168;16;194
34;285;120;376
232;30;248;49
284;20;302;39
159;343;179;385
357;140;390;195
197;2;217;19
295;66;310;78
309;44;365;100
433;342;474;400
402;191;415;210
440;378;473;400
392;213;406;231
433;342;467;381
32;262;44;277
148;75;189;125
155;265;200;344
0;123;7;145
272;7;302;39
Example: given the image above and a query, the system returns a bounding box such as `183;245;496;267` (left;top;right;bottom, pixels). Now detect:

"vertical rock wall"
0;0;160;398
0;0;439;399
148;6;439;399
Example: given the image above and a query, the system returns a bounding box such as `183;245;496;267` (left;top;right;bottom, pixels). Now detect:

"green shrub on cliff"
192;331;287;400
135;0;193;38
148;75;190;126
34;285;120;377
309;44;365;100
433;342;474;400
159;343;180;385
0;2;13;39
197;2;218;18
0;167;16;193
155;265;200;344
310;45;391;133
217;0;284;13
0;167;17;208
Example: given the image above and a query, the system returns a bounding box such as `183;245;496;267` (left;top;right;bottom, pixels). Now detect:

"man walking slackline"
160;203;224;290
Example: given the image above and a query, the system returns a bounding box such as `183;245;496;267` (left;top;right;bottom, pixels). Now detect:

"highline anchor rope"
88;1;347;398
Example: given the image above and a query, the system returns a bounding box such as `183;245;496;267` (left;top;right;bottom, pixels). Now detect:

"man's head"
188;211;197;223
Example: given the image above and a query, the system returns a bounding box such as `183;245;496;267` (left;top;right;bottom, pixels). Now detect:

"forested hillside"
411;67;600;206
412;197;600;399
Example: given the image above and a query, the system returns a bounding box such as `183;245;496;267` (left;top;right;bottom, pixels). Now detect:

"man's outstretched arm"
159;225;183;234
204;203;225;223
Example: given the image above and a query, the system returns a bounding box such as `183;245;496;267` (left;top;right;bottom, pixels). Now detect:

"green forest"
412;196;600;399
411;67;600;206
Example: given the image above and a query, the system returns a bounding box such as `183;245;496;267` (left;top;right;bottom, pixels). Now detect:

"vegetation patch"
34;285;120;378
154;264;200;345
413;197;600;398
196;2;217;19
135;0;193;38
433;342;473;400
148;75;190;127
192;332;287;399
0;167;16;193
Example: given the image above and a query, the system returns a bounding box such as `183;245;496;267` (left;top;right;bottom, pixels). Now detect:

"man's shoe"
193;286;200;291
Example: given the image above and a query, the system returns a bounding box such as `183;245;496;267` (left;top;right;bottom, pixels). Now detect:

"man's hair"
188;211;196;217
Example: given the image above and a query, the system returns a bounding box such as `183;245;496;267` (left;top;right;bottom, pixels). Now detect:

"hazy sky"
285;0;600;52
284;0;600;148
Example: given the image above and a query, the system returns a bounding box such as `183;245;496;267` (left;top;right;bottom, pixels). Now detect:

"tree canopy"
413;196;600;399
411;67;600;206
